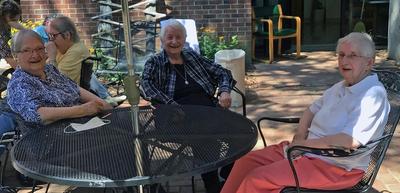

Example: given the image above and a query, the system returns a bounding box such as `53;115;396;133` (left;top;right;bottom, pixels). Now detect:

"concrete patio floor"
1;50;400;192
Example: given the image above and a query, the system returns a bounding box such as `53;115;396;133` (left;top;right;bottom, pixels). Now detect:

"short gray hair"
11;29;44;53
160;19;187;40
336;32;375;58
50;16;80;43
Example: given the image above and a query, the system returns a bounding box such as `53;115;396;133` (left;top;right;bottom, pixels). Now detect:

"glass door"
301;0;342;50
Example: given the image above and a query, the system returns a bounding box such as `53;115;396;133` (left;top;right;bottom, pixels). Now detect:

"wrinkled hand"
45;41;57;62
81;100;106;116
287;139;306;159
218;92;232;108
99;99;113;110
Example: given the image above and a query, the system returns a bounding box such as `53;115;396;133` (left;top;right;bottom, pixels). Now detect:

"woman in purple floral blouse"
7;29;112;128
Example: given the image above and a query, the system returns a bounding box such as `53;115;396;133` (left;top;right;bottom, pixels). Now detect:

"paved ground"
1;51;400;192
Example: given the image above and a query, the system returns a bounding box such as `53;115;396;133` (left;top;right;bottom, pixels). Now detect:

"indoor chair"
256;69;400;193
252;4;301;64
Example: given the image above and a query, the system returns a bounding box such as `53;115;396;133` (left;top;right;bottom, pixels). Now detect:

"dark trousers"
202;163;234;193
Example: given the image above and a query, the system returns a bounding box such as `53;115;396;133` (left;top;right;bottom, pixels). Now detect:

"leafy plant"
11;19;42;34
9;19;42;45
198;27;240;60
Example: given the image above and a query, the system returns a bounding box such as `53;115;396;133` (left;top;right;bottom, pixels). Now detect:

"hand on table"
218;92;232;108
81;100;112;116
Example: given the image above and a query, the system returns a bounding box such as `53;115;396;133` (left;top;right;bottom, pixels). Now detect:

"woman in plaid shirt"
141;19;237;193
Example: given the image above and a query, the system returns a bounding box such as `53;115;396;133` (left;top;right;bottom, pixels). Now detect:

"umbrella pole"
121;1;143;193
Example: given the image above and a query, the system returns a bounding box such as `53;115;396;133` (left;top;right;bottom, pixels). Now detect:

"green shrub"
198;32;240;60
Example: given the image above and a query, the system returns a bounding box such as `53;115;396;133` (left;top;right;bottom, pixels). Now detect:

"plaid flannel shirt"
141;48;236;104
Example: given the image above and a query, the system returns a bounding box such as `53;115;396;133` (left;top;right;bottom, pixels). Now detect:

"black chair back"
353;70;400;190
80;57;96;91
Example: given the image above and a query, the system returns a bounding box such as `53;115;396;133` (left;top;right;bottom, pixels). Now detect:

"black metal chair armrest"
85;56;101;61
1;68;14;77
0;131;16;144
257;116;300;147
285;133;393;193
232;86;246;117
0;75;9;95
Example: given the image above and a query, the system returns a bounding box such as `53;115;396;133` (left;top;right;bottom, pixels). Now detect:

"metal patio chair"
0;69;17;186
257;69;400;193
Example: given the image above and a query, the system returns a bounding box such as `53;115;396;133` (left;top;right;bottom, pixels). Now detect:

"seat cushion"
253;28;296;37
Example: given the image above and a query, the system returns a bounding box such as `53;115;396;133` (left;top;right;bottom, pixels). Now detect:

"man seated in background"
40;15;125;106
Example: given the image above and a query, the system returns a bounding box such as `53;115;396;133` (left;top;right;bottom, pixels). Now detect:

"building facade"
20;0;253;65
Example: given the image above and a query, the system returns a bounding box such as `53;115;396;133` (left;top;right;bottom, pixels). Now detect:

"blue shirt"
141;48;236;104
7;64;80;123
33;25;49;44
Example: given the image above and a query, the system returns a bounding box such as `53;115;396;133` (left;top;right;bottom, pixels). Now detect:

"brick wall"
165;0;252;64
165;0;251;42
20;0;252;65
20;0;99;46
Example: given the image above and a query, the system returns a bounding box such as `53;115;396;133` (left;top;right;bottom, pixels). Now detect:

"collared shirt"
56;41;90;84
307;73;390;171
141;48;236;104
7;64;80;123
0;21;12;59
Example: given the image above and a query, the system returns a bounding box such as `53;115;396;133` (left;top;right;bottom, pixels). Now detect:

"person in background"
141;19;236;193
0;0;25;69
7;29;112;132
44;15;126;107
221;32;390;193
33;14;58;44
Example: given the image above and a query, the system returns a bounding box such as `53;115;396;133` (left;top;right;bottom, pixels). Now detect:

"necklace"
172;64;189;85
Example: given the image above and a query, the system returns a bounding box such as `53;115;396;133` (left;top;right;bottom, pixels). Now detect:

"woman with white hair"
7;29;112;132
221;32;390;193
141;19;236;193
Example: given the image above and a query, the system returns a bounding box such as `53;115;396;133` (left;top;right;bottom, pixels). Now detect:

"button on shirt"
307;74;390;171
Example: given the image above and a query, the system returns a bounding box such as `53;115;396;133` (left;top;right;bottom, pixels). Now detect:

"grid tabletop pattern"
11;105;257;187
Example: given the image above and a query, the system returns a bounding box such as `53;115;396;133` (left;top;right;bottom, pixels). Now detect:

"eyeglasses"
17;47;46;56
338;53;368;61
48;32;64;41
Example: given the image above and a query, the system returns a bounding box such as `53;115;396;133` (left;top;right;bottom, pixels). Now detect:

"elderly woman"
141;19;236;108
6;29;112;131
141;19;236;193
221;32;390;193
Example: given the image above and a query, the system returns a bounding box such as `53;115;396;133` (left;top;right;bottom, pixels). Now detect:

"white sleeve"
341;87;389;145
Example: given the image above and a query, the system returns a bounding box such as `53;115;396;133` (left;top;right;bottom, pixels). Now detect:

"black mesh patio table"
11;105;257;188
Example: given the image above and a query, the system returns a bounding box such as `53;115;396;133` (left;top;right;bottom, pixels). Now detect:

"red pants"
221;141;364;193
